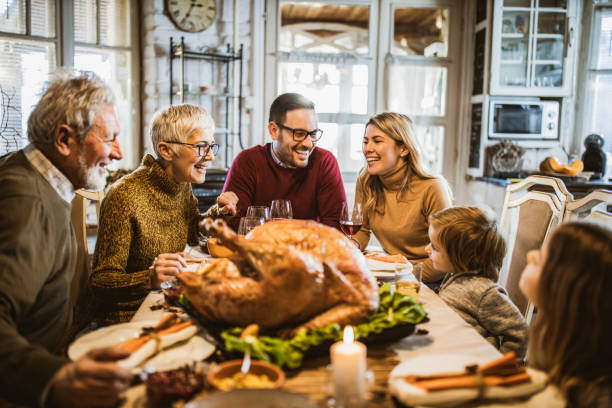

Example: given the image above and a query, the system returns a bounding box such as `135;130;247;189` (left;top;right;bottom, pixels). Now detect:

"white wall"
140;0;262;167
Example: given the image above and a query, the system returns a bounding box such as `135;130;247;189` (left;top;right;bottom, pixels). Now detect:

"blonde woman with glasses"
353;112;452;283
92;104;237;325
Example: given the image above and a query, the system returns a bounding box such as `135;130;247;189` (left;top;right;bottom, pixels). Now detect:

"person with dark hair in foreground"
222;92;346;230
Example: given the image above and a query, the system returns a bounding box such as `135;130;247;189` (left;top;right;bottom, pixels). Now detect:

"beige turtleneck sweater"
353;165;452;282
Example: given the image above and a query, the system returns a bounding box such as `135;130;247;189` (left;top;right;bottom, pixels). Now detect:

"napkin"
117;315;198;369
389;353;548;407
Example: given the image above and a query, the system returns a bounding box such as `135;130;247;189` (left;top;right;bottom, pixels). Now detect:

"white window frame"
264;0;463;186
264;0;379;180
575;0;612;154
379;0;462;184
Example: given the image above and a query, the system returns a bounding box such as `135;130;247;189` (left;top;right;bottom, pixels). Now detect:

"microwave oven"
488;99;559;140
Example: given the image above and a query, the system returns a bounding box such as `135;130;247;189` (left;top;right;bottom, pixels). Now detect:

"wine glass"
270;200;293;220
339;202;363;238
246;206;271;221
237;216;265;236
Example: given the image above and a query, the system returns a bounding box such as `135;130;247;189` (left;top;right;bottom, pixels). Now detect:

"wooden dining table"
123;279;502;407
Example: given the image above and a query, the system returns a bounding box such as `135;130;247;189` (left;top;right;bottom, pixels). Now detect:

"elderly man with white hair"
91;104;237;325
0;70;131;407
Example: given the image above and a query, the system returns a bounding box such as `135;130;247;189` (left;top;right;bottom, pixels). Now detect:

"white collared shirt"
270;143;294;169
24;144;75;203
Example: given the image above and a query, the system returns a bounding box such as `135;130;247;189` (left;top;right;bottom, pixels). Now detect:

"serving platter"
178;284;428;369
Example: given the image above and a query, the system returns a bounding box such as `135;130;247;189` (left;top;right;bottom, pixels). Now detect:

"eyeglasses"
275;122;323;142
165;141;220;157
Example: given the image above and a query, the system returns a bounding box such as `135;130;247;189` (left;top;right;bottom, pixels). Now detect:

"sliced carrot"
156;320;194;336
478;352;517;373
119;336;150;353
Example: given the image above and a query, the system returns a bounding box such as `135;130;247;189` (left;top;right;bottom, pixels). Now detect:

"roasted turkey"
178;219;379;332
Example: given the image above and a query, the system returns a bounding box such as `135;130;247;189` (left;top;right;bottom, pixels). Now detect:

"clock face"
166;0;217;33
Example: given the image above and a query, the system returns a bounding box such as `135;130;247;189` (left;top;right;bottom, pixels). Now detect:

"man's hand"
150;252;187;289
50;346;133;407
217;191;238;216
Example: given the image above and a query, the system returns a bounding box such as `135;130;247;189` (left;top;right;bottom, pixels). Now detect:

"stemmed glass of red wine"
340;202;363;238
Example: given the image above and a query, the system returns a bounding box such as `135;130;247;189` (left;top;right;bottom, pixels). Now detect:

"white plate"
68;320;215;372
389;354;548;407
186;389;319;408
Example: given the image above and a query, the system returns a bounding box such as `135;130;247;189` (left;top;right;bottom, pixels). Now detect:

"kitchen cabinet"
490;0;577;96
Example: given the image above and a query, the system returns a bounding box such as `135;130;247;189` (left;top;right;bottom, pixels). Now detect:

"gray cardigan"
438;273;528;359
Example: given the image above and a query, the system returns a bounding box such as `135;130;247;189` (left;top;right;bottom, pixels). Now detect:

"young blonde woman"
352;112;452;282
92;104;237;325
516;222;612;407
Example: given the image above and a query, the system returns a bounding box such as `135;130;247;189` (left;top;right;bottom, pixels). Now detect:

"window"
275;2;375;174
579;2;612;154
0;0;138;167
266;0;461;181
0;0;56;155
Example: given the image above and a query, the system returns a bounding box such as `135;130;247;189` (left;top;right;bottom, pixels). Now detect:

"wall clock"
166;0;217;33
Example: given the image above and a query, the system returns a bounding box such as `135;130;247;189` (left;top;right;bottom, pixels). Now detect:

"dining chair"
585;210;612;228
70;189;105;330
563;189;612;221
499;176;572;323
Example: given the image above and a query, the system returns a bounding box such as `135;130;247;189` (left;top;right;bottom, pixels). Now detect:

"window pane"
537;12;565;35
278;61;368;115
596;11;612;69
316;122;364;173
393;8;448;57
74;47;134;167
0;0;26;34
415;125;444;175
99;0;129;46
0;39;56;155
589;73;612;153
280;2;369;54
499;38;529;86
30;0;56;37
74;0;97;43
387;65;447;116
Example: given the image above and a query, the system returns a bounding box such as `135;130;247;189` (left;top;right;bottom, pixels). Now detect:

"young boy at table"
425;206;528;358
518;222;612;407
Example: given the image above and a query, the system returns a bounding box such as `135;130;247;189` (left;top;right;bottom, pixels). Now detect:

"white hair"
150;104;215;157
27;68;115;146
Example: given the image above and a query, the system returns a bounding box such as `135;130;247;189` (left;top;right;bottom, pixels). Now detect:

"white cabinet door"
490;0;577;96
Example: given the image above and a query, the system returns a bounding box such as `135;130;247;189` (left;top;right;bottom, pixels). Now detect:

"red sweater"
223;143;346;230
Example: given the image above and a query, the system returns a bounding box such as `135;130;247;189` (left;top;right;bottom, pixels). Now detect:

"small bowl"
207;238;235;258
207;360;285;391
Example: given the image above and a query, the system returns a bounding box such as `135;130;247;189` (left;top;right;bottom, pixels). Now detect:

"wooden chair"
70;189;105;329
499;176;572;323
563;189;612;221
586;210;612;228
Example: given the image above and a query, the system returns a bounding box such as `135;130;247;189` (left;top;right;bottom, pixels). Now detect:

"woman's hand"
217;191;238;216
150;252;187;289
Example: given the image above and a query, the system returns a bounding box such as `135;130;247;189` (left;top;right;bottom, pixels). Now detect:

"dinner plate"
68;320;215;372
185;389;320;408
389;354;548;407
367;258;412;273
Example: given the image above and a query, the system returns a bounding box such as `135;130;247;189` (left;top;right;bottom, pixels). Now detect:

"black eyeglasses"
275;122;323;142
165;141;220;157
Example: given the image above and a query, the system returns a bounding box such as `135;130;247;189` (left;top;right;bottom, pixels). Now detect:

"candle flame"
343;325;354;344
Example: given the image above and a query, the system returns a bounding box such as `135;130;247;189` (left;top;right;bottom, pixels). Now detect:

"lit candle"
330;326;367;408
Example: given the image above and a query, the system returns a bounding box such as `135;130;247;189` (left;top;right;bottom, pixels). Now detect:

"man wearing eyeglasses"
0;71;132;407
223;93;346;229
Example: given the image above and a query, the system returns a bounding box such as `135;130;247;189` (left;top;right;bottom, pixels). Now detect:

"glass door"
491;0;575;96
383;0;461;178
